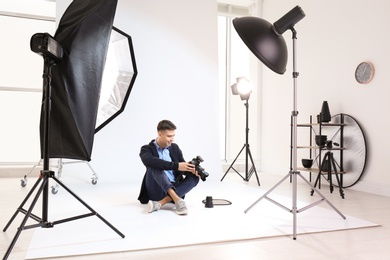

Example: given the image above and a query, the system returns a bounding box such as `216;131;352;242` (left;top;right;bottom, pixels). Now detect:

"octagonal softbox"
95;27;138;132
41;0;137;161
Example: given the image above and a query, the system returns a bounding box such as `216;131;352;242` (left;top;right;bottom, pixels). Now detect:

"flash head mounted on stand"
273;5;306;35
30;33;63;63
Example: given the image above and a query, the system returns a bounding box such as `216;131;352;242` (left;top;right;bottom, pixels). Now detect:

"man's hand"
178;162;198;176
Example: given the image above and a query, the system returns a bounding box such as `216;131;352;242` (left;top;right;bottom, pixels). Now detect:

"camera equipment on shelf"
324;140;339;149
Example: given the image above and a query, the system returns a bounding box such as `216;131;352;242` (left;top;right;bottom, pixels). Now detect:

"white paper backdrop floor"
22;176;379;259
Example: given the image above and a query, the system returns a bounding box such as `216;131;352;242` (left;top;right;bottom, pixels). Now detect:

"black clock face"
355;62;374;84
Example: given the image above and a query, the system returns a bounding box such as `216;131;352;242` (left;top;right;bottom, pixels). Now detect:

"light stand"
221;85;260;185
2;34;124;260
233;6;345;240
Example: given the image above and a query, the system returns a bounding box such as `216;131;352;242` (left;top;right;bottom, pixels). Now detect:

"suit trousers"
145;168;199;201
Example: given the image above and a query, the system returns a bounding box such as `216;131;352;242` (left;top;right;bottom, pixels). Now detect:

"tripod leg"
247;146;260;186
310;170;321;196
245;172;291;213
3;175;48;260
52;176;125;238
221;144;246;181
3;176;43;232
330;154;344;199
298;172;346;219
311;153;329;196
327;155;334;193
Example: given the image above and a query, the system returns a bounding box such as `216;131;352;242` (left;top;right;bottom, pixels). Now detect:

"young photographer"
138;120;200;215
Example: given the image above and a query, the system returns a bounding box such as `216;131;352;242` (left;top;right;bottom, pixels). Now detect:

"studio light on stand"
233;6;345;239
1;1;136;259
221;77;260;186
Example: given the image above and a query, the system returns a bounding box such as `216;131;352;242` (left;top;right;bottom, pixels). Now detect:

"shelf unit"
294;114;346;196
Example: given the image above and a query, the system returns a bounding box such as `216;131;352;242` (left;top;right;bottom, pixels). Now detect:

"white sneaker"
175;199;188;215
148;201;161;213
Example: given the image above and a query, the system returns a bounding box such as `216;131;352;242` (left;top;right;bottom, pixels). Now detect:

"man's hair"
157;120;177;131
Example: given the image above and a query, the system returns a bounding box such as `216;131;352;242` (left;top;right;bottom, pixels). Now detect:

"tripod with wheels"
2;56;124;260
244;28;345;240
221;99;260;186
311;141;345;198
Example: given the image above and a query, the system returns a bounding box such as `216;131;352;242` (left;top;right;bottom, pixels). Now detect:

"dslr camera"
189;155;209;182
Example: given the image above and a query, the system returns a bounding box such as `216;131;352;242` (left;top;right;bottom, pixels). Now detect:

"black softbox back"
40;0;118;161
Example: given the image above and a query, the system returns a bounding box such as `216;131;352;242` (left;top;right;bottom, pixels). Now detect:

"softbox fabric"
40;0;118;161
95;27;138;132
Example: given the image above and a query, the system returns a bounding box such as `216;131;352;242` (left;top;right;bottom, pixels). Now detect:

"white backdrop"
3;0;389;196
56;0;221;184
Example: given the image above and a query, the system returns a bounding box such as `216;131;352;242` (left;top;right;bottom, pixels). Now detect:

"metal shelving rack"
295;114;346;196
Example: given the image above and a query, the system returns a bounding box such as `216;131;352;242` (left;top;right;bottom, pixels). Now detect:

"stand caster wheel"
51;187;58;194
91;176;98;185
20;178;27;187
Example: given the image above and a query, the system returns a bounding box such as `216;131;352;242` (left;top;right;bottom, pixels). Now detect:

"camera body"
189;155;209;182
325;140;339;149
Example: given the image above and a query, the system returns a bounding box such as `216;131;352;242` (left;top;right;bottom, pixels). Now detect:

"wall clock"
355;61;374;84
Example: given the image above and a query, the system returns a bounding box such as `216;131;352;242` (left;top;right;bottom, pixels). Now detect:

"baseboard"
0;163;41;178
3;162;389;198
221;162;265;177
348;181;390;197
254;163;390;198
257;164;289;177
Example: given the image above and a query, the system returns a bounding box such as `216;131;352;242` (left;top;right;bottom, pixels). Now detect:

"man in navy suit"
138;120;200;215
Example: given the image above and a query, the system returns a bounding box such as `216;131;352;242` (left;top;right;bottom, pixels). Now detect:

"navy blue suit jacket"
138;139;185;204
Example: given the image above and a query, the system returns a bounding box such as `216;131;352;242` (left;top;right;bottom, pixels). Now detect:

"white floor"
1;172;390;260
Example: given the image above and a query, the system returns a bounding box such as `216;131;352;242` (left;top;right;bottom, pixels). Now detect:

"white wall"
259;0;390;196
2;0;389;197
56;0;221;183
0;15;55;163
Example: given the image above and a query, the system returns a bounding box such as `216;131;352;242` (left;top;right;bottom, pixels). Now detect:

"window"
218;11;253;162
